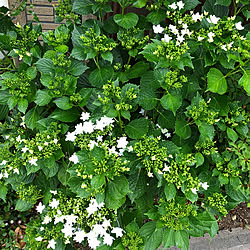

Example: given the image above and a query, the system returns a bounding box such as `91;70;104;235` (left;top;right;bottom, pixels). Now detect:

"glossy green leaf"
114;13;139;29
125;118;148;139
164;183;176;200
227;127;238;142
207;68;227;95
35;90;52;106
175;118;191;140
53;96;73;110
161;92;182;115
175;230;189;250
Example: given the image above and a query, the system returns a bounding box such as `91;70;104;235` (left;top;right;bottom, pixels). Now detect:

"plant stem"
118;111;123;132
93;56;100;69
0;50;15;69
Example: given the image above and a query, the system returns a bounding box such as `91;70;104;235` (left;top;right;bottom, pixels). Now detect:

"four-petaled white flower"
177;1;184;10
153;24;164;34
29;158;38;166
47;239;56;249
49;198;60;209
80;112;90;121
117;137;128;149
69;153;79;164
177;34;185;43
53;139;58;144
50;190;57;195
103;233;114;246
38;146;43;151
36;202;45;214
102;218;111;229
61;223;74;238
192;12;202;22
74;230;87;243
148;172;153;178
128;146;133;152
65;132;76;142
0;173;3;179
42;215;52;224
169;2;177;10
162;34;172;43
163;163;171;172
13;168;19;174
169;24;179;35
200;182;209;190
207;15;220;24
88;236;100;249
235;21;244;30
75;123;85;135
207;32;215;43
35;236;43;241
198;36;204;41
0;160;7;165
191;188;198;194
82;121;95;134
21;146;29;153
111;227;124;238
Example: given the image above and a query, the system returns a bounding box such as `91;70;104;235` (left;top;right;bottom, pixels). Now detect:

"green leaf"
50;108;80;122
71;47;86;60
68;60;88;76
25;107;42;129
146;9;166;24
215;0;231;6
238;70;250;94
133;0;147;8
78;88;92;107
7;96;18;110
161;92;182;115
35;58;55;74
219;173;229;185
72;0;93;15
0;105;8;120
125;118;148;139
144;228;163;250
157;110;175;129
183;0;200;10
197;122;215;141
89;66;114;88
114;13;139;29
26;67;37;80
53;97;73;110
164;183;176;201
18;98;28;113
105;176;130;210
15;199;34;212
185;190;198;203
225;184;248;202
207;68;227;95
175;118;191;140
0;90;11;104
101;51;113;63
195;153;204;167
162;228;175;249
58;164;68;186
90;146;105;161
35;90;52;106
227;127;238;142
139;221;156;240
175;230;189;250
91;174;106;190
0;184;8;202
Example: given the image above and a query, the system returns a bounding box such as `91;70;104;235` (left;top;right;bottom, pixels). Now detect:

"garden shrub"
0;0;249;249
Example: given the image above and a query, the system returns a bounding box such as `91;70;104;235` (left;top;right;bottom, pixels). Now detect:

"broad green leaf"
238;70;250;94
195;153;204;167
157;110;175;129
185;190;198;203
25;106;42;129
91;174;106;190
68;177;92;198
183;0;200;10
78;88;92;107
50;108;80;122
90;146;105;161
133;0;147;8
207;68;227;95
139;221;156;240
72;0;93;15
164;183;176;200
162;228;175;249
215;0;231;6
146;9;166;24
225;184;248;202
58;164;68;186
202;0;229;17
197;122;215;141
101;51;113;63
161;92;182;115
0;184;8;202
89;66;114;88
35;58;55;74
68;60;88;76
144;228;163;250
114;13;139;29
0;90;11;104
15;199;34;212
53;96;73;110
71;47;86;60
35;90;52;106
226;127;238;142
175;118;191;140
26;67;37;80
175;230;189;250
7;96;18;110
125;118;148;139
219;173;229;185
18;98;28;113
0;105;8;120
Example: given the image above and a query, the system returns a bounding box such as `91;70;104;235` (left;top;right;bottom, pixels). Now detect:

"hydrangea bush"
0;0;249;249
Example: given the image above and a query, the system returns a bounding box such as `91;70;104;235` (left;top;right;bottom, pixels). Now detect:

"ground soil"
218;202;249;231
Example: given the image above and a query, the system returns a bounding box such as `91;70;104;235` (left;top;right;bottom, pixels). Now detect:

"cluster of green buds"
118;28;149;56
52;53;71;68
239;39;250;59
80;28;117;54
195;139;218;156
69;92;83;105
43;29;70;47
162;69;187;91
216;160;240;178
153;40;188;62
122;232;144;250
158;198;197;231
146;0;165;11
2;72;32;99
163;153;200;191
186;99;219;125
133;136;168;176
54;0;79;21
17;183;41;204
207;193;228;216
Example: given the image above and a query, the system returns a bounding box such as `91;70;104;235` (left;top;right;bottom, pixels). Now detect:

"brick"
40;23;60;30
27;15;54;22
26;6;54;15
32;0;57;5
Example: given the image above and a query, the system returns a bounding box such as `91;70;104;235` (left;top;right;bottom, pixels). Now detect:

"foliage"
0;0;249;249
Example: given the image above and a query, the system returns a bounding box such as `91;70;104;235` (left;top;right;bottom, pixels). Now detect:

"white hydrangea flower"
0;160;7;165
36;202;45;214
54;215;65;224
103;233;114;246
198;36;205;41
102;218;111;229
88;140;98;149
192;12;203;22
235;21;244;30
65;214;78;225
177;1;184;10
21;146;29;153
47;239;56;249
13;168;19;174
163;163;171;172
61;223;74;238
69;153;79;164
161;34;172;43
49;198;60;209
29;158;38;166
169;24;178;35
191;188;198;194
74;230;87;243
117;137;128;149
35;236;43;241
38;146;43;151
82;121;95;133
147;172;153;177
80;112;90;121
169;2;177;10
42;215;52;224
200;182;209;190
207;15;220;24
111;227;124;238
65;131;76;142
0;173;3;179
177;34;185;43
74;123;85;135
93;224;107;237
207;32;215;43
153;24;164;34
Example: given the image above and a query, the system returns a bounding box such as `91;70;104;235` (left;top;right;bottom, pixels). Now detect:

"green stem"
118;111;123;132
93;56;100;69
224;64;241;79
0;50;15;69
127;55;131;65
122;7;125;15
